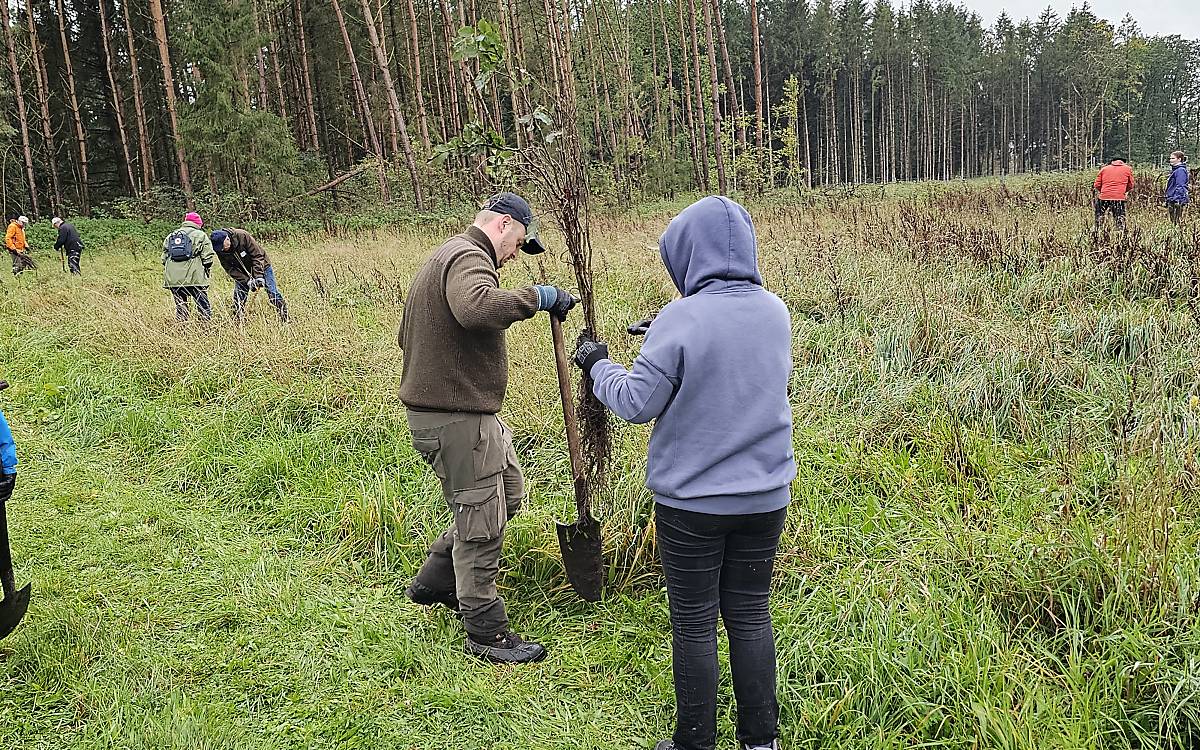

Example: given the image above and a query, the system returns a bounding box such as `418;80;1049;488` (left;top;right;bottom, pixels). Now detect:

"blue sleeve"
590;356;678;424
0;410;16;474
588;309;683;424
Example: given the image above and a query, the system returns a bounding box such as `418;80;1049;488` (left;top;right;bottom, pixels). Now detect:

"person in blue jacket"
1166;150;1190;226
573;196;796;750
0;385;16;505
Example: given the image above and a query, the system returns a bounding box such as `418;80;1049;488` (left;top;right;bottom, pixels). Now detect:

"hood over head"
658;196;762;296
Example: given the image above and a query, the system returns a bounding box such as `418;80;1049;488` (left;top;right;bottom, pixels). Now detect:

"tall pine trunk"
358;0;424;208
148;0;193;207
1;0;38;215
406;0;431;149
749;0;763;151
684;0;709;190
55;0;90;213
329;0;390;200
24;0;62;208
120;0;155;189
97;0;137;195
294;0;321;151
699;0;727;193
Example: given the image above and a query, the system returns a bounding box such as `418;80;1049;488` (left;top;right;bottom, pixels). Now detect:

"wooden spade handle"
549;316;589;516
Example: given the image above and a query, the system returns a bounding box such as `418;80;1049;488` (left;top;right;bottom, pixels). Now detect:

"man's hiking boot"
465;631;547;664
405;580;460;614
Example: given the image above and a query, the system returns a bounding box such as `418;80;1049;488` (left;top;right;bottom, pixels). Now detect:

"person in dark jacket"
574;196;795;750
209;228;290;322
51;217;84;275
1166;151;1190;226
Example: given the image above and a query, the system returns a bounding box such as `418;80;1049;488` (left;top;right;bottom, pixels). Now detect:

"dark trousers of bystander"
1094;199;1127;230
656;503;787;750
171;287;212;322
8;250;36;275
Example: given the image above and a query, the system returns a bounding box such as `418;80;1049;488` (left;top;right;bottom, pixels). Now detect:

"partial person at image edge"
573;195;796;750
0;387;17;508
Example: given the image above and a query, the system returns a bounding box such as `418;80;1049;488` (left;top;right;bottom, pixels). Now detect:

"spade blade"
556;516;603;602
0;583;31;641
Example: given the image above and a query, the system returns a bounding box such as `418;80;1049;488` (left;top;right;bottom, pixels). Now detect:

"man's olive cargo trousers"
407;409;524;638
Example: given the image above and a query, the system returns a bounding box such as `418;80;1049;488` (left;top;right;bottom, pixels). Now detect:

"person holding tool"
398;192;575;664
573;197;795;750
209;228;291;322
52;217;84;275
5;216;36;275
162;212;216;322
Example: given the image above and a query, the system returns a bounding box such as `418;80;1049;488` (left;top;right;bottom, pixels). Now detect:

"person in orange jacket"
1093;157;1135;232
5;216;37;276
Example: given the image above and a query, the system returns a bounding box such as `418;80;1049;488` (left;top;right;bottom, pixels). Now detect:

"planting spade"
0;380;30;641
548;317;604;602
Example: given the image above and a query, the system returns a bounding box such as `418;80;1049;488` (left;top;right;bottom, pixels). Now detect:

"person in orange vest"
4;216;36;276
1093;157;1135;232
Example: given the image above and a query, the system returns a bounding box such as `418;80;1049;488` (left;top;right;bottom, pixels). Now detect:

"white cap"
17;215;28;225
51;217;63;226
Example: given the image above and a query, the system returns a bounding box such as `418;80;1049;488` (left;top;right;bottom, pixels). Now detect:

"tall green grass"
1;174;1198;748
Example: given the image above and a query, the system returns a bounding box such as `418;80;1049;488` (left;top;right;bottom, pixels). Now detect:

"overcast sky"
961;1;1197;39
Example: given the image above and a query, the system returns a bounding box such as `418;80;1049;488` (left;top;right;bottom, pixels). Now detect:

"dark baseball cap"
482;192;545;255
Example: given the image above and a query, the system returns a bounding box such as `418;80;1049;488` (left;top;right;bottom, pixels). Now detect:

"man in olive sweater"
399;192;575;664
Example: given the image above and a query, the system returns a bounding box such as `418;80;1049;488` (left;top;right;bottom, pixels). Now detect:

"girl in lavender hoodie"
574;196;796;750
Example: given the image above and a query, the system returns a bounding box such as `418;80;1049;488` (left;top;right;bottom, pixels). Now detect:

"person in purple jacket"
573;196;796;750
1166;151;1190;226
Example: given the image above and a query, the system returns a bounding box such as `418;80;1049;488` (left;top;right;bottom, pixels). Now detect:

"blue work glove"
534;285;578;321
573;331;609;374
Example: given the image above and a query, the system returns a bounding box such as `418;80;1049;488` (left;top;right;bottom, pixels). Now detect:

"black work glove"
203;263;212;278
0;473;14;504
573;331;609;374
627;316;657;336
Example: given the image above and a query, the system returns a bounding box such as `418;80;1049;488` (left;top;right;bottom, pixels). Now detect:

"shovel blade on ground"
556;517;604;602
0;582;31;641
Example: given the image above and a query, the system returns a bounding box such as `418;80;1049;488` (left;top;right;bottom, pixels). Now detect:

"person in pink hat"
161;212;216;321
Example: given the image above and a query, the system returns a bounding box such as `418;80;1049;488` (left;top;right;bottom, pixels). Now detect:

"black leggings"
656;503;787;750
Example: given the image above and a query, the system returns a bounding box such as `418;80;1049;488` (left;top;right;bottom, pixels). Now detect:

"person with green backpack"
162;212;216;322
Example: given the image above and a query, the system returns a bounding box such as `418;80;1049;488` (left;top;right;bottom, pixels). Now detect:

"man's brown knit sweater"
399;226;540;414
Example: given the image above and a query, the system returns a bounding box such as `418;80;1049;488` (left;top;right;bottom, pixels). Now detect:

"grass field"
1;174;1199;749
